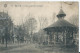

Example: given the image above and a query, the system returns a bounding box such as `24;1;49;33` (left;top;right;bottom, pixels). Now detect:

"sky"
0;2;79;31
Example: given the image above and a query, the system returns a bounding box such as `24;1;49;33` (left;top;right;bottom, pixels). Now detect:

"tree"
68;14;79;26
0;11;13;47
25;16;37;43
52;13;56;23
38;16;48;44
38;16;48;29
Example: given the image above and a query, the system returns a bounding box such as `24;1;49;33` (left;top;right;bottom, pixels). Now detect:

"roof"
44;8;78;32
46;19;76;28
57;9;66;18
44;19;78;32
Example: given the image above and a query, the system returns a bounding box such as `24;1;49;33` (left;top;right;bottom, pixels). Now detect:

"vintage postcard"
0;1;79;53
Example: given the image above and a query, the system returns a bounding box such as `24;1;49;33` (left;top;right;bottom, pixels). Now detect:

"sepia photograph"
0;1;79;53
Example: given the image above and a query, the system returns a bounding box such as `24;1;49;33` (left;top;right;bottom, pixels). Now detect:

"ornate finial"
61;2;62;9
57;2;66;18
